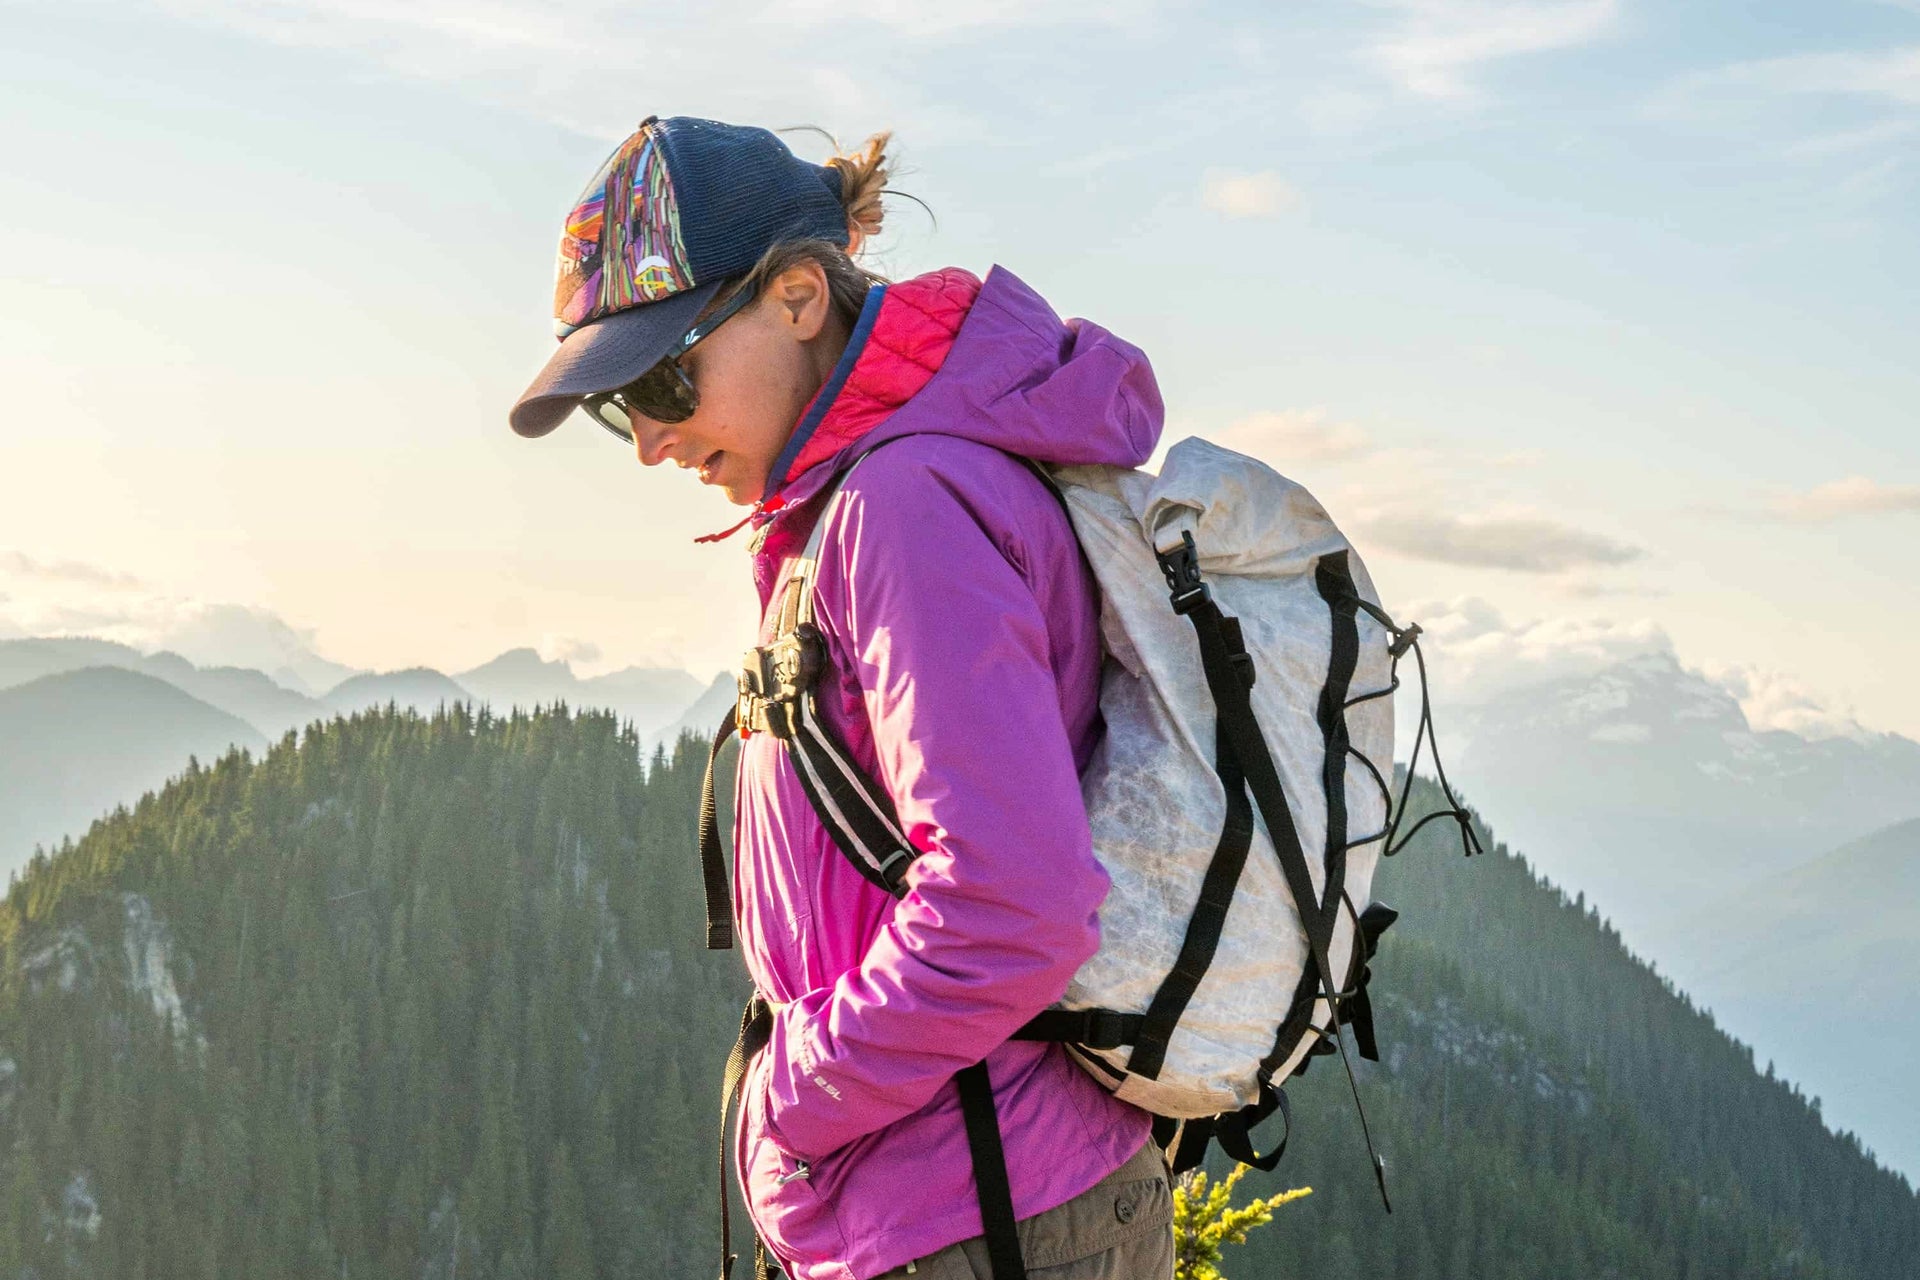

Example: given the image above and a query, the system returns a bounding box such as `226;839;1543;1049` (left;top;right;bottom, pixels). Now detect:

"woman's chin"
721;469;766;507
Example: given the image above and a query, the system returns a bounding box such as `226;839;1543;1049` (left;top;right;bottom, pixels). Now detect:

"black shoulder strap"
695;441;1040;1279
1155;530;1392;1211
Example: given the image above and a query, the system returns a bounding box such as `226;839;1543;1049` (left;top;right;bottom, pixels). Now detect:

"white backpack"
701;434;1477;1279
1048;436;1400;1115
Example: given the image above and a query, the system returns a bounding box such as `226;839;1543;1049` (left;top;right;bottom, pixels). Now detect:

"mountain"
0;638;325;739
578;666;708;740
452;648;588;713
1446;650;1920;944
139;652;322;737
321;668;473;717
455;647;706;740
0;638;150;691
0;708;1912;1278
1647;817;1920;1180
142;602;363;698
0;667;268;882
654;671;735;753
0;638;717;747
1447;654;1920;1181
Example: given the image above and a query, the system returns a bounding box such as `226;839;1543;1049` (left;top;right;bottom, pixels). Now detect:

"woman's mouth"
697;451;723;484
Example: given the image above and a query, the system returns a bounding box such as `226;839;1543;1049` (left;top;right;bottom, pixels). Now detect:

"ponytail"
822;130;893;244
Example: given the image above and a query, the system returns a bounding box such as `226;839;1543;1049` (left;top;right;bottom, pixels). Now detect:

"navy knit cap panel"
654;116;852;284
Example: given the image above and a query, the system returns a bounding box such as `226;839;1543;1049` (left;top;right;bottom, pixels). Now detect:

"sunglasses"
580;280;759;442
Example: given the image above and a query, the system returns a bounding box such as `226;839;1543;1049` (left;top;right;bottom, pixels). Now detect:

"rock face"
19;895;205;1054
120;893;206;1057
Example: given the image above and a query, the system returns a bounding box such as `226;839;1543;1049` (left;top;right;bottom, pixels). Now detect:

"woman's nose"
630;411;679;467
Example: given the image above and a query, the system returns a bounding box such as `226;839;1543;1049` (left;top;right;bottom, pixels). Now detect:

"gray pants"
871;1136;1175;1279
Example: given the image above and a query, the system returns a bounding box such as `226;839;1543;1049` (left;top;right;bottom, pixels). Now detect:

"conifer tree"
539;1142;595;1280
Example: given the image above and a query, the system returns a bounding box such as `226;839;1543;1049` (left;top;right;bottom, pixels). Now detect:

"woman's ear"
771;260;832;339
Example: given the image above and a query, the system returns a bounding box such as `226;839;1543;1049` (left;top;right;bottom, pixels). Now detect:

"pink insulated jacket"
729;263;1165;1280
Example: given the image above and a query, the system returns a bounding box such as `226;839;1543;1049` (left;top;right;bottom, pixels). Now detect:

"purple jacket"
731;264;1164;1280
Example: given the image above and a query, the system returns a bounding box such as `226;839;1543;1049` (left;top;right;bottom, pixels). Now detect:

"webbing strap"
1161;1115;1217;1178
1173;590;1336;991
717;996;777;1280
1012;1007;1143;1050
782;694;916;895
699;706;741;950
956;1063;1027;1280
1159;533;1391;1211
1215;1083;1293;1172
749;447;922;897
1125;709;1256;1080
1314;554;1361;935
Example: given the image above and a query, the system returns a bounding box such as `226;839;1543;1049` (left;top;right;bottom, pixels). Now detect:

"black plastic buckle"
876;847;913;893
1388;621;1422;661
737;628;827;740
1220;616;1257;688
1156;530;1211;615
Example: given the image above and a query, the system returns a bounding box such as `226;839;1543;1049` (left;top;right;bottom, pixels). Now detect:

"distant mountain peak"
1470;650;1750;741
456;647;573;681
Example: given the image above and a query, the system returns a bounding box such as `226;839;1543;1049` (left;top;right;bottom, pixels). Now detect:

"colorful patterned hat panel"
553;122;696;336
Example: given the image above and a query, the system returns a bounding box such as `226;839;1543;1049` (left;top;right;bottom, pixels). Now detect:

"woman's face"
623;259;851;507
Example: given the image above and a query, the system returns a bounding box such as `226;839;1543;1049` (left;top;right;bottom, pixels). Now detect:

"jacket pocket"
741;1051;850;1265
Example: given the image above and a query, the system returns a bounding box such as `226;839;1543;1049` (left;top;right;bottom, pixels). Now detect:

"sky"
2;0;1916;737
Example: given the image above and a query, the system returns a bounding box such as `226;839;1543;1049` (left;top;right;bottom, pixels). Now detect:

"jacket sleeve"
755;444;1109;1162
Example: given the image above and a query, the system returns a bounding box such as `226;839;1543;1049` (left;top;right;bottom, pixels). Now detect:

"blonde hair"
822;129;894;245
704;128;925;328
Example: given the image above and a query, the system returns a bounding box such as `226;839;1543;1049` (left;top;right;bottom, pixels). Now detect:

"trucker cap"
509;114;852;438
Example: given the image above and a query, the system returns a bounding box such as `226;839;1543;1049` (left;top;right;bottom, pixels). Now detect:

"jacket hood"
762;264;1165;519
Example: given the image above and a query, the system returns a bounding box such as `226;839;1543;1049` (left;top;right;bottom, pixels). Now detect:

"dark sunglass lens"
623;361;698;424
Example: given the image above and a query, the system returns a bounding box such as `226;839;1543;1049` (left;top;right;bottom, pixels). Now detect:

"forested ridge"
1;703;1913;1278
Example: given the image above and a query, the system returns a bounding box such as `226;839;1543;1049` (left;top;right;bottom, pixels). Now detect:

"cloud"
1393;594;1674;705
0;552;353;690
1209;409;1369;465
1771;476;1920;522
1200;169;1303;219
1353;509;1643;572
538;634;603;667
156;603;336;675
1703;661;1875;742
148;0;1154;144
0;551;145;592
1660;46;1920;114
769;0;1159;38
1781;117;1920;160
1403;600;1880;742
1366;0;1619;102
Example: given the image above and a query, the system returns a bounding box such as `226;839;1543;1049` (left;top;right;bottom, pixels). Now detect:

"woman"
510;114;1174;1280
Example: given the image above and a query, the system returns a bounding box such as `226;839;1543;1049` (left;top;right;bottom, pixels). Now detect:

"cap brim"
508;278;726;439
